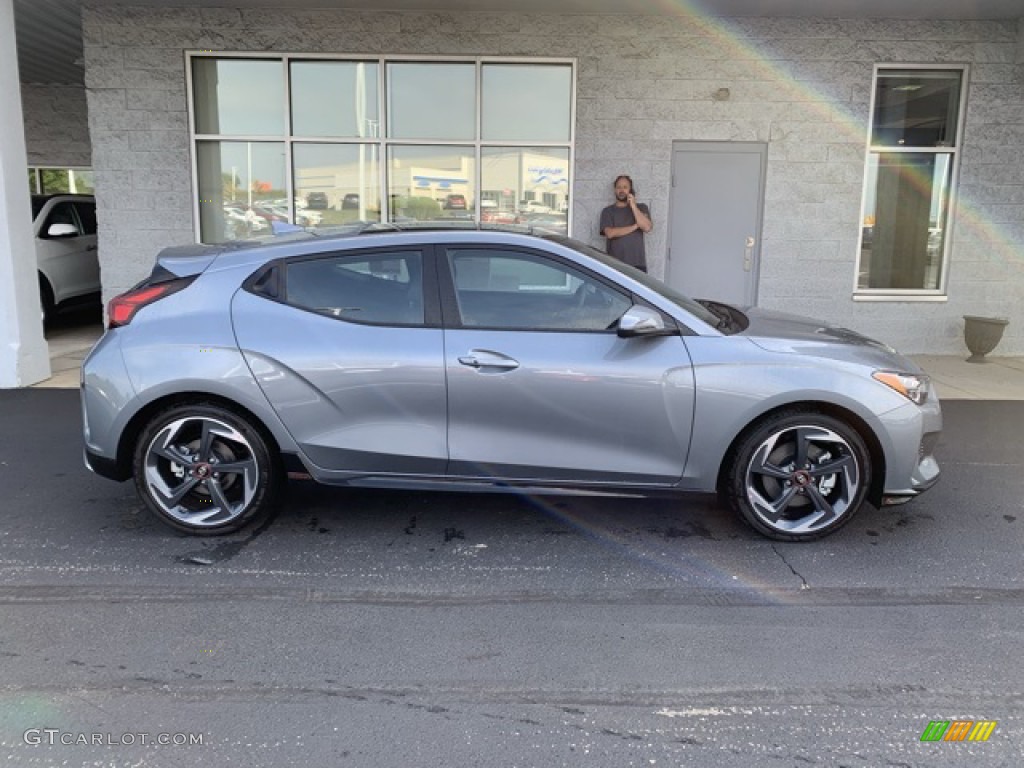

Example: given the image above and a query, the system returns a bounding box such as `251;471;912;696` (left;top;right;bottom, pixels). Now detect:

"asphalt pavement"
0;383;1021;766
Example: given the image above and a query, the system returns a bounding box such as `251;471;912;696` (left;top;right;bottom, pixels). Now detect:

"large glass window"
481;64;572;142
870;70;961;148
291;61;378;138
192;58;285;136
294;143;381;226
195;141;286;242
387;63;475;140
190;55;574;244
389;146;474;222
482;147;569;232
856;67;965;296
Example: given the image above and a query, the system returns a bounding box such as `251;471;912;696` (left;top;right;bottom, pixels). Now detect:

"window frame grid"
186;52;576;243
852;62;970;302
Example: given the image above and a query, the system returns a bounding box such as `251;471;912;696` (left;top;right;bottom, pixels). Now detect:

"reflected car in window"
81;228;941;541
521;212;568;235
223;207;268;233
306;191;329;209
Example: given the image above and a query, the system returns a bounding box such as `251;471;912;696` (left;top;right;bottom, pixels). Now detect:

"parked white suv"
32;194;101;323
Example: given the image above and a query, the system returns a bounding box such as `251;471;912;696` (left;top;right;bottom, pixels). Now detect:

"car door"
233;246;448;474
35;200;96;303
439;244;696;485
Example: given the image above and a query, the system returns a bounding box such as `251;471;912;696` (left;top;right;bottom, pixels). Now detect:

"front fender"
678;337;911;492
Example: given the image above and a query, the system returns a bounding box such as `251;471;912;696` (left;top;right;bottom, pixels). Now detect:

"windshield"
544;234;722;329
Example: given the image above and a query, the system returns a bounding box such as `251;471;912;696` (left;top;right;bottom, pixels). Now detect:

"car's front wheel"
133;403;281;535
724;411;871;541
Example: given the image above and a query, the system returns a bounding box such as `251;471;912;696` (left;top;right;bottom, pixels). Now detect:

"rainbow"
646;2;1021;274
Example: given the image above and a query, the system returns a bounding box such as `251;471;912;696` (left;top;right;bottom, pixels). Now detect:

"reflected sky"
482;64;572;143
193;59;284;136
388;63;476;140
291;61;379;138
197;141;287;192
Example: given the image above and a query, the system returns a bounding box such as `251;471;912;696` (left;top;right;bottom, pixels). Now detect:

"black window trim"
242;246;442;329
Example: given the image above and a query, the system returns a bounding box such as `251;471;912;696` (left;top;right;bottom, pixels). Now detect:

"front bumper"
881;456;940;506
878;396;942;503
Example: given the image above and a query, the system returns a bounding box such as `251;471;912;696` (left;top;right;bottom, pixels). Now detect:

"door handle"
458;351;520;370
744;236;755;272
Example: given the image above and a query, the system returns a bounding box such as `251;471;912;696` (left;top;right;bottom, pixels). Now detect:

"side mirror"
47;223;79;238
617;305;677;337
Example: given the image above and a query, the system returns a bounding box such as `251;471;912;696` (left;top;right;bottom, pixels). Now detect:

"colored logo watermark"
920;720;997;742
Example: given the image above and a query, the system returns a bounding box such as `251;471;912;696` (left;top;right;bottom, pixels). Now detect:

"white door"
667;142;766;306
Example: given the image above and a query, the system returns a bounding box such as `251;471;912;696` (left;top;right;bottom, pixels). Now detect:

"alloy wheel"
142;415;260;528
743;423;862;536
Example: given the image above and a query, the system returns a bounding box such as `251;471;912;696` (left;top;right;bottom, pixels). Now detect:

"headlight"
873;371;930;405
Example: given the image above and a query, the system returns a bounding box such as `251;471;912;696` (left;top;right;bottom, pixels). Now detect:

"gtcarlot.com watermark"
24;729;203;747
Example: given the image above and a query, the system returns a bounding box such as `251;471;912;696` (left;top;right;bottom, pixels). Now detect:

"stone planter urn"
963;315;1009;363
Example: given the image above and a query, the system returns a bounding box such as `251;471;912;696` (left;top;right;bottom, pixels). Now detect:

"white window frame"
853;63;969;302
185;52;576;244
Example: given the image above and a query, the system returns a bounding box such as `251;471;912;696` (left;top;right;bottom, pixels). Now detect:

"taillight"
107;277;194;328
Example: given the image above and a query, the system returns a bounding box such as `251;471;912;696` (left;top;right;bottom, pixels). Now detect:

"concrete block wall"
20;84;92;168
81;5;1024;354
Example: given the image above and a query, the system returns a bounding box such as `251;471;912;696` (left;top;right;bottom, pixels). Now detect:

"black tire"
723;410;871;541
132;402;281;535
39;276;55;327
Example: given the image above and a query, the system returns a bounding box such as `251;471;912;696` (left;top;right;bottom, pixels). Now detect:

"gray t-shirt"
600;202;651;269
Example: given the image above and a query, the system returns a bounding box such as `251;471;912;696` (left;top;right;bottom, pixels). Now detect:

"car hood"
739;306;923;372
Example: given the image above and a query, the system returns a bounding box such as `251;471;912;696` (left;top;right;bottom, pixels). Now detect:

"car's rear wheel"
724;411;870;541
133;403;281;535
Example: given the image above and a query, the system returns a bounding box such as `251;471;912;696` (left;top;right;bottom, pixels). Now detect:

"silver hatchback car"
82;227;941;541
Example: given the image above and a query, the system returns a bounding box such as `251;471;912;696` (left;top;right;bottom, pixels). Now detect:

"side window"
447;248;631;331
74;202;97;235
285;250;424;326
43;202;81;236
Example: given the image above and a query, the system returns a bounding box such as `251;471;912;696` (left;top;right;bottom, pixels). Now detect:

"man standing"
600;175;653;272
